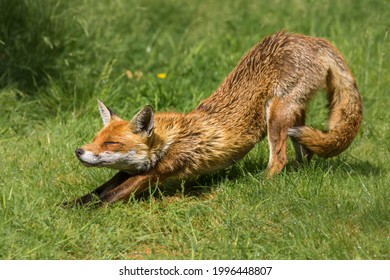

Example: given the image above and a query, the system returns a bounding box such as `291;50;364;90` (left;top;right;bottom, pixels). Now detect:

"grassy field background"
0;0;389;259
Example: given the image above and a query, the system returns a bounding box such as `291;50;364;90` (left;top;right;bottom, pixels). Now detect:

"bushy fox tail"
288;51;363;158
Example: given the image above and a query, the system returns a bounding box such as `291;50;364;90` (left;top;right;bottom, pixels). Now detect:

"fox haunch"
66;31;362;206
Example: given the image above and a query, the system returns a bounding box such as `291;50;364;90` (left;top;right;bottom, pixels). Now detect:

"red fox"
67;31;362;206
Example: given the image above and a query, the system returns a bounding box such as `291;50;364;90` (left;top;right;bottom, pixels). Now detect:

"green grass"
0;0;389;259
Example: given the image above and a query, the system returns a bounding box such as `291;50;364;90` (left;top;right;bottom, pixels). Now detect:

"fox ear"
97;99;118;126
131;105;154;137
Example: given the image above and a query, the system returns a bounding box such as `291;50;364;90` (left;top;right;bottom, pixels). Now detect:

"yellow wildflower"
157;73;167;79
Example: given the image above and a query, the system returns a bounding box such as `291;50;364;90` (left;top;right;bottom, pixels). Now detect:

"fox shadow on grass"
133;157;267;202
305;157;381;177
135;155;380;203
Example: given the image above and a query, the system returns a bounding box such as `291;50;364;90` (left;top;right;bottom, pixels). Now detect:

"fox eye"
103;141;120;146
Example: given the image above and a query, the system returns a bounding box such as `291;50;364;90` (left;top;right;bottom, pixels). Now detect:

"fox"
66;31;362;207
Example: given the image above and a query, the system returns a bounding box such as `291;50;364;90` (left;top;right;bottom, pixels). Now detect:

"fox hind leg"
266;97;312;176
266;98;293;177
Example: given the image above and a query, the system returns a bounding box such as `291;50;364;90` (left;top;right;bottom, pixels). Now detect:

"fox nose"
75;148;85;158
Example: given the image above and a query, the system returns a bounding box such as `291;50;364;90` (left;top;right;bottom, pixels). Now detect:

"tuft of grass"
0;0;389;259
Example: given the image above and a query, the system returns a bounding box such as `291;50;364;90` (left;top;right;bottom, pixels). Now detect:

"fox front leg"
63;171;131;207
97;174;158;206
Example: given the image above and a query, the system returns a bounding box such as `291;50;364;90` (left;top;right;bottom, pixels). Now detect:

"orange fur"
66;31;362;206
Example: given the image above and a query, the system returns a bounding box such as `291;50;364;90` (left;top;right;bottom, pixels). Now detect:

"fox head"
75;100;154;173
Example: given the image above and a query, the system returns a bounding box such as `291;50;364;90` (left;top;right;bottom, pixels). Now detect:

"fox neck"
147;131;175;170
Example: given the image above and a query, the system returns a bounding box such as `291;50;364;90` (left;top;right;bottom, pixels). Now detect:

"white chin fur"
78;150;150;172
